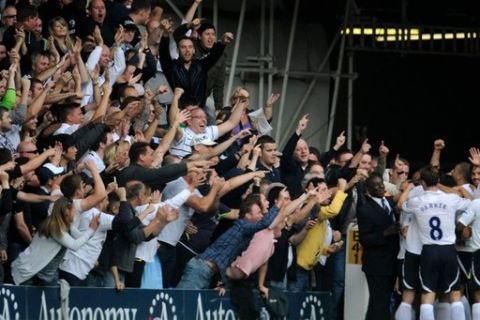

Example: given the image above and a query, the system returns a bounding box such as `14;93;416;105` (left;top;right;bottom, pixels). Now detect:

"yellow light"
344;27;478;42
363;28;373;35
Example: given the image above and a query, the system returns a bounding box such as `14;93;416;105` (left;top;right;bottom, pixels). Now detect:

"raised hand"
434;139;445;151
266;93;280;106
337;178;347;191
156;205;179;223
174;109;191;126
234;128;251;140
114;25;124;47
150;190;162;204
296;114;309;135
469;147;480;167
379;140;389;157
334;130;346;150
360;138;371;154
221;32;234;44
174;87;184;98
84;159;98;173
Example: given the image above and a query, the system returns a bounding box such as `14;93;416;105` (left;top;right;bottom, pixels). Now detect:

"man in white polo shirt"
168;88;246;158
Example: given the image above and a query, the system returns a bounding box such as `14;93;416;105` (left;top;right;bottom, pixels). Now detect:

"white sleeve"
162;189;193;209
109;47;126;84
86;46;103;72
458;201;480;226
55;228;94;251
400;211;412;227
169;35;179;60
99;212;114;231
402;198;418;214
209;125;220;141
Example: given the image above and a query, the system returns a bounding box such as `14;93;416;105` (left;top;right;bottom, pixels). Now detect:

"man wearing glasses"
0;6;16;41
17;141;39;159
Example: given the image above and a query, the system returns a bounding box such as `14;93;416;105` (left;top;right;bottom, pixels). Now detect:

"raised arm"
219;171;265;197
184;0;202;23
217;99;246;137
19;148;56;175
36;54;67;82
430;139;445;169
263;93;279;121
349;138;371;168
79;160;107;212
374;140;389;175
152;109;191;167
186;175;224;213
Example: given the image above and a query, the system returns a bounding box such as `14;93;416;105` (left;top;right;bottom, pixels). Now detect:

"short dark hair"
305;177;325;189
365;172;383;192
52;102;81;123
60;174;83;198
334;149;352;161
419;165;439;187
179;95;198;109
0;107;9;122
267;186;285;207
91;131;110;151
239;193;261;219
126;181;145;200
129;142;149;163
130;0;151;13
256;135;276;148
0;148;12;165
197;21;216;35
454;162;471;182
16;4;37;23
176;35;194;47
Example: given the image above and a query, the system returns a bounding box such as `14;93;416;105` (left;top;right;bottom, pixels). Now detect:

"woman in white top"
11;197;100;285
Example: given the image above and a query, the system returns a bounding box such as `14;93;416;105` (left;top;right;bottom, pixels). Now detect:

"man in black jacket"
117;142;206;191
357;173;400;320
159;20;233;109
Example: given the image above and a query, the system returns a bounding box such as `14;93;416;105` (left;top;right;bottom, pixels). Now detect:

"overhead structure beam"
225;0;247;106
325;0;352;151
274;0;300;143
279;30;342;147
164;0;183;20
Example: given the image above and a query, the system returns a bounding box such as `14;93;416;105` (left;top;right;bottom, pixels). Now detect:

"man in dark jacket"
174;20;227;111
357;173;399;320
117;142;205;191
159;21;233;109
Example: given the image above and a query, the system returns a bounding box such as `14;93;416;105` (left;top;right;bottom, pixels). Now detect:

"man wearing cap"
174;19;227;111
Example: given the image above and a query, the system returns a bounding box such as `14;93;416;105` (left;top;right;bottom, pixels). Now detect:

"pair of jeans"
328;235;347;320
288;266;310;292
176;258;215;289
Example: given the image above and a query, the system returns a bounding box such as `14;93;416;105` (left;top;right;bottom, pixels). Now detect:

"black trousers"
365;274;396;320
158;242;176;288
124;259;145;288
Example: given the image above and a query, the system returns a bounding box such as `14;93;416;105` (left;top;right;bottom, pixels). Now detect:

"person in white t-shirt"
458;199;480;319
58;196;113;286
167;88;246;159
395;183;425;320
80;132;113;177
402;166;471;320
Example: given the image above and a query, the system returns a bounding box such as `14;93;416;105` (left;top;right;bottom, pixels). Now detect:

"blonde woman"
11;197;99;285
49;17;74;56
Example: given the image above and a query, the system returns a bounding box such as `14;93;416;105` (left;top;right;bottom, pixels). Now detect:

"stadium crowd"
1;0;480;319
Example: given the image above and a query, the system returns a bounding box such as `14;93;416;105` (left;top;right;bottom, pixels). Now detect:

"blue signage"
0;285;331;319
